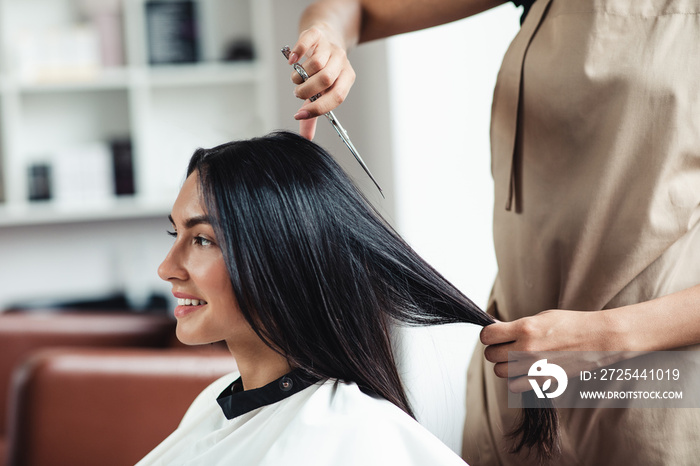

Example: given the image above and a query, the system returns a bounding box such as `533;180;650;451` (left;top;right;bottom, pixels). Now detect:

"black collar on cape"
216;368;321;420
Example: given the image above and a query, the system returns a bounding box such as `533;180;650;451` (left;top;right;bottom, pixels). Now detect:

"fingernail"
289;52;299;64
294;110;310;120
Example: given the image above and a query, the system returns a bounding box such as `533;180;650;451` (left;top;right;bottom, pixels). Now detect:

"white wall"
0;217;172;310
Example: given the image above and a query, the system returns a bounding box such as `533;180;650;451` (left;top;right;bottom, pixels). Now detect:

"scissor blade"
326;111;384;197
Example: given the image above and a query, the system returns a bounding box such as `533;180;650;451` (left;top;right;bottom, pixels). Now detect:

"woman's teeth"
178;298;206;306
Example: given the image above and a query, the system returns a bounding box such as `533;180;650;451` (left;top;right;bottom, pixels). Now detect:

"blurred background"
0;0;520;456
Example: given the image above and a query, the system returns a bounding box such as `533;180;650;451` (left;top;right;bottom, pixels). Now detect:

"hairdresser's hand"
480;309;626;393
288;26;356;140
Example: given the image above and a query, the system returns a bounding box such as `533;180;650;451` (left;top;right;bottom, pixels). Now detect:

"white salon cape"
136;369;467;465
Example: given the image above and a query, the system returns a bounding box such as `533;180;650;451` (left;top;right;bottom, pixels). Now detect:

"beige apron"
463;0;700;464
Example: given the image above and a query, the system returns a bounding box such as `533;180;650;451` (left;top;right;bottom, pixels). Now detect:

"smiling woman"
137;131;554;466
158;171;292;390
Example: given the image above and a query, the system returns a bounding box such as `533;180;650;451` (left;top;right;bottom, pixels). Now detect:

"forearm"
610;283;700;352
298;0;508;48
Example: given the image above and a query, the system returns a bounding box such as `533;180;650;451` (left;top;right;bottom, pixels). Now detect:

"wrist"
313;21;352;50
299;1;360;51
601;302;666;353
599;307;635;352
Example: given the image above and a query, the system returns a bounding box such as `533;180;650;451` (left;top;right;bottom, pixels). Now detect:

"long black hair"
187;131;558;461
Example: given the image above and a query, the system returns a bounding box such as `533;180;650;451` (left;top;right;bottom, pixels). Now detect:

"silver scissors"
282;46;384;197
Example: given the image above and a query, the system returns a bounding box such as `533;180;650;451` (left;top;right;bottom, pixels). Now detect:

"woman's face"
158;171;253;347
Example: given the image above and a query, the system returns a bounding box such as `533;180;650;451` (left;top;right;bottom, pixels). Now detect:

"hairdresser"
288;0;700;464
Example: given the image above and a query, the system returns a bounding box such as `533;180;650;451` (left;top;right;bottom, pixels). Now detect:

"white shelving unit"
0;0;276;227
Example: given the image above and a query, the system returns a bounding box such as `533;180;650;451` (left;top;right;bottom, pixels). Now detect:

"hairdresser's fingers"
291;70;304;85
484;342;538;378
507;375;546;393
294;69;355;120
491;356;540;379
290;47;333;91
492;364;540;386
290;26;355;112
492;362;561;382
295;41;332;79
480;321;517;346
294;46;352;101
508;375;529;393
483;312;572;350
483;341;510;364
289;28;325;86
294;62;355;119
289;27;324;66
299;117;318;140
492;361;509;378
484;337;544;363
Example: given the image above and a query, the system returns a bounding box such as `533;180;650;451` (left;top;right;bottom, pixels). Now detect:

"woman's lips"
172;292;207;318
174;301;206;318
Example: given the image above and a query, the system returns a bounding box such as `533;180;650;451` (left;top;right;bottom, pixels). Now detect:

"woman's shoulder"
288;379;467;465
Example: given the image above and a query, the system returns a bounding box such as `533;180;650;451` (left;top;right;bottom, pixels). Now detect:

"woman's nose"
158;245;187;282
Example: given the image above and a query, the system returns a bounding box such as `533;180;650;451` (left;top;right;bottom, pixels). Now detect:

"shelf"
0;0;276;227
0;197;172;228
16;68;131;93
145;61;261;87
11;62;263;93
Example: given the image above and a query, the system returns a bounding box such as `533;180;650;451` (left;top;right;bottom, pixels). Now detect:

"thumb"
299;117;318;140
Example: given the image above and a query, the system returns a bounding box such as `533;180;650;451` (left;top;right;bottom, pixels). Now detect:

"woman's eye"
194;236;213;247
167;230;177;238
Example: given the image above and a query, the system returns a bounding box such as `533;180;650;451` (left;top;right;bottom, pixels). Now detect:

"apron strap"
493;0;553;211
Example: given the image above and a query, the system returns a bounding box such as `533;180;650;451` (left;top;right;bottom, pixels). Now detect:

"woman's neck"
226;339;292;391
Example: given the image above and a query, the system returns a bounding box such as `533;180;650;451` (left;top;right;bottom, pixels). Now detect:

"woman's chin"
175;326;214;346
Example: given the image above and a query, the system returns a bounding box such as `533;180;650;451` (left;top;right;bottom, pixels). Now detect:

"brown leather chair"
0;313;175;465
6;347;236;466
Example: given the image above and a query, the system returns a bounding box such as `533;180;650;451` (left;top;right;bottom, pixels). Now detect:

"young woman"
136;131;554;465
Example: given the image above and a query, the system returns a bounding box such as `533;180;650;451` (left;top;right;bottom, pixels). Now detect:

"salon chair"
0;312;175;466
6;347;236;466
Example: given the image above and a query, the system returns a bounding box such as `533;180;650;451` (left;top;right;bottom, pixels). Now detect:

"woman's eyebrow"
168;214;211;229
